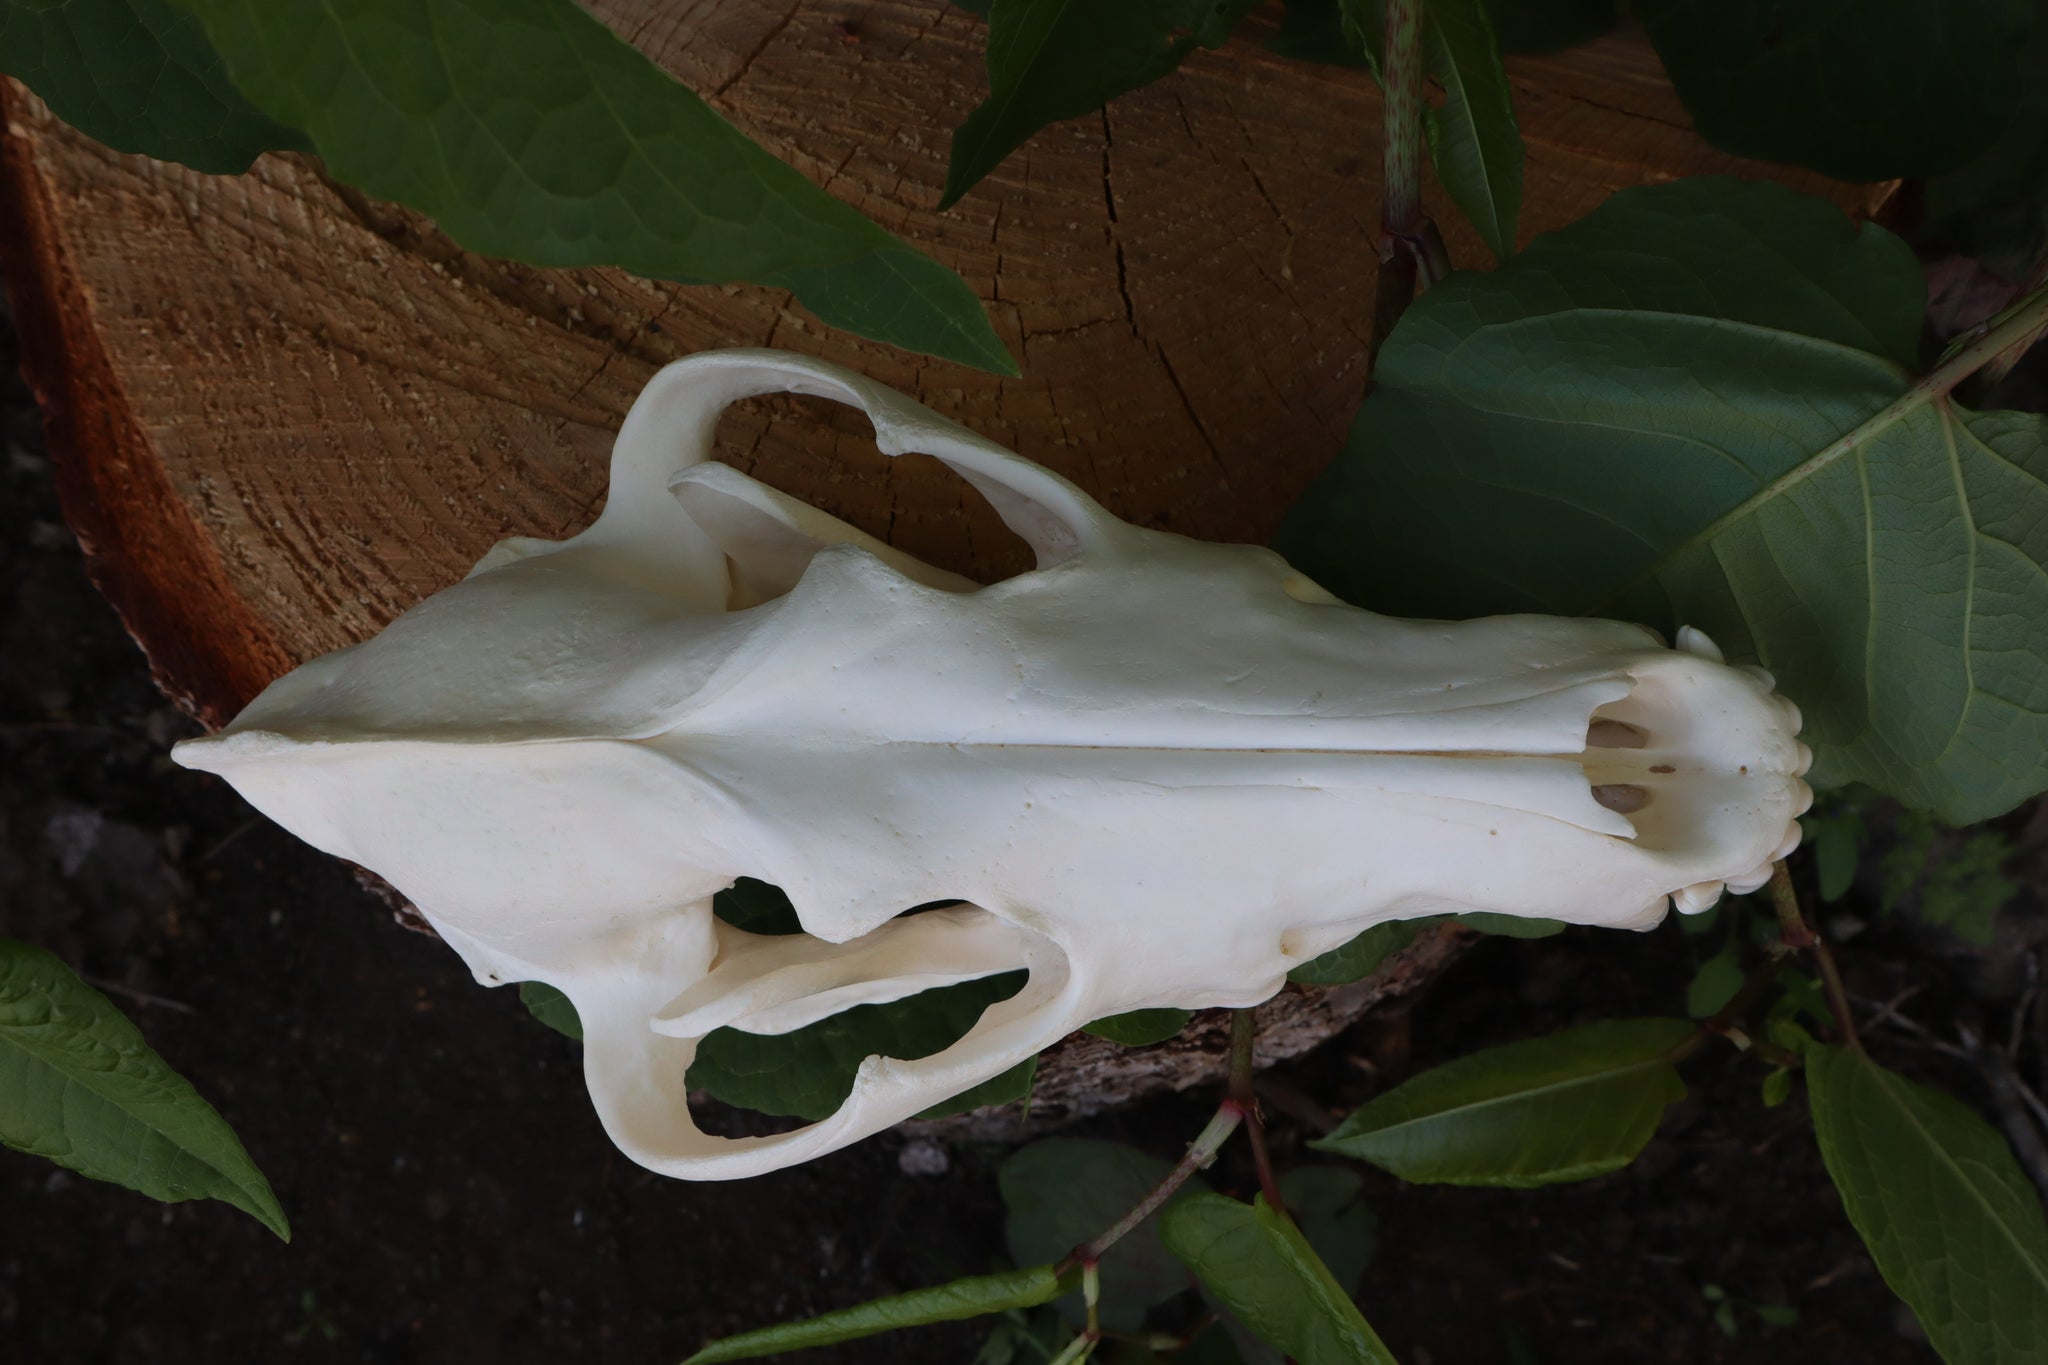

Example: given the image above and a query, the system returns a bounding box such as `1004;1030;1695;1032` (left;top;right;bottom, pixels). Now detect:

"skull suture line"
175;349;1812;1181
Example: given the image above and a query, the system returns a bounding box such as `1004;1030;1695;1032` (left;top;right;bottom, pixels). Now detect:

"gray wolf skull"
175;350;1810;1180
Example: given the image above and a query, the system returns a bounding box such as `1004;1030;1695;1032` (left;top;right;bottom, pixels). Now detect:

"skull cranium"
174;349;1811;1179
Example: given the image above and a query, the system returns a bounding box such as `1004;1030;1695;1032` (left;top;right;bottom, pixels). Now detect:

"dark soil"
4;297;2044;1365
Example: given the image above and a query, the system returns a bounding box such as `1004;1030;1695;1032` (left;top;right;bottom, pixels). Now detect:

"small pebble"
896;1138;949;1176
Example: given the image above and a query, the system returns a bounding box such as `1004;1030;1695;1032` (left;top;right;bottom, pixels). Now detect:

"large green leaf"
0;939;288;1239
1313;1018;1693;1186
1275;177;2048;824
1482;0;1615;55
1290;921;1417;987
687;971;1031;1121
169;0;1013;372
1635;0;2035;182
1807;1043;2048;1365
1421;0;1520;262
1923;11;2048;281
0;0;300;173
941;0;1261;208
1160;1192;1398;1365
518;980;582;1040
1002;1137;1201;1329
1275;1167;1377;1297
684;1264;1073;1364
1082;1008;1193;1046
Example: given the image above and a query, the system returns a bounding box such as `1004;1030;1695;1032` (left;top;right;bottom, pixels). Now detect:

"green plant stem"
1226;1009;1289;1218
1381;0;1422;252
1592;277;2048;619
1768;863;1816;951
1771;863;1861;1053
1674;953;1788;1062
1045;1328;1097;1365
1064;1102;1243;1271
1371;0;1444;360
1799;280;2048;467
1976;252;2048;395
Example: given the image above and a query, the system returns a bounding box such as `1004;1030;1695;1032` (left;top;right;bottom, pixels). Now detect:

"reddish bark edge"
0;79;289;730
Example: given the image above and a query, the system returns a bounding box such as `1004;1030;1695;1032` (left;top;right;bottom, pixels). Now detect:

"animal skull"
174;349;1811;1180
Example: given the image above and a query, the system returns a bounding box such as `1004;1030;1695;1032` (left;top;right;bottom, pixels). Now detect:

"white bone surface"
174;350;1813;1180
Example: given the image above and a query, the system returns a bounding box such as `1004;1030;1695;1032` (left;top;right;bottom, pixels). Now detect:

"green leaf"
1274;176;2048;824
687;971;1030;1121
1760;1067;1791;1108
1923;15;2048;280
170;0;1013;372
1482;0;1615;55
1313;1018;1694;1186
1420;0;1521;262
0;0;300;173
1002;1138;1201;1329
712;877;803;936
1275;1167;1377;1296
684;1263;1074;1364
926;1053;1038;1120
518;981;582;1041
1802;810;1866;904
1685;947;1744;1019
1289;921;1417;986
1454;913;1564;939
1879;810;2017;946
1635;0;2035;182
941;0;1262;208
1160;1192;1398;1365
0;938;288;1239
1806;1042;2048;1365
1083;1008;1193;1047
1268;0;1377;70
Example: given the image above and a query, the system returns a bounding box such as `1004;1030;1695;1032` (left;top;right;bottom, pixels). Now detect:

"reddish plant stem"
1770;862;1861;1052
1380;0;1423;250
1228;1009;1288;1218
1370;0;1445;363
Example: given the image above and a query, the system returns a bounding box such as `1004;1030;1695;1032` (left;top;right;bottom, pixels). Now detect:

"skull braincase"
175;349;1811;1180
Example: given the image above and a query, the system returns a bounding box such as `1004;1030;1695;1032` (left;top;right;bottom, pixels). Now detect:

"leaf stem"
1589;278;2048;618
1064;1102;1243;1270
1806;280;2048;463
1975;252;2048;396
1673;952;1787;1063
1380;0;1423;251
1045;1328;1096;1365
1227;1009;1288;1218
1771;863;1861;1053
1370;0;1445;362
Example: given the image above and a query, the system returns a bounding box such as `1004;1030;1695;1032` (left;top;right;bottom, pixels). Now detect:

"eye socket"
712;393;1038;583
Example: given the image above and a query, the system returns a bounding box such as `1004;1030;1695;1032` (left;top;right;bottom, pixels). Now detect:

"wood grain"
0;8;1888;1116
0;9;1887;723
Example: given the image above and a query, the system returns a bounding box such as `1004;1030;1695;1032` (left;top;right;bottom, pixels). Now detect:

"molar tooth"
1676;626;1725;663
1725;864;1774;895
1673;881;1724;914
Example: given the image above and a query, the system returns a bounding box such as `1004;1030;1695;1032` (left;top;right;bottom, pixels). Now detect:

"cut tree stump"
0;6;1889;1121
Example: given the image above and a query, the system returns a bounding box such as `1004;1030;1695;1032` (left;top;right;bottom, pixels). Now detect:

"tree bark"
0;6;1889;1115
